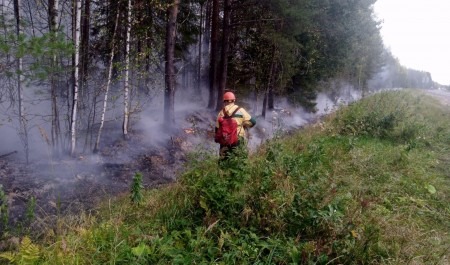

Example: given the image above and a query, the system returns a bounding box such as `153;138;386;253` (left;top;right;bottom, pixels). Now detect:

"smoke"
244;82;361;152
0;62;370;227
0;86;52;162
0;73;364;164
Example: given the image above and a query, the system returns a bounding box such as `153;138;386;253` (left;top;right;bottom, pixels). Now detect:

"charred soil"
0;106;316;238
0;112;218;236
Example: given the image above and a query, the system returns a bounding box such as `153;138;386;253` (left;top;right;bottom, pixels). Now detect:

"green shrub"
130;172;144;205
16;90;450;265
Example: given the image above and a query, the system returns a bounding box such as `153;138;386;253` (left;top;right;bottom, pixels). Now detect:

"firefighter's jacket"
215;103;256;141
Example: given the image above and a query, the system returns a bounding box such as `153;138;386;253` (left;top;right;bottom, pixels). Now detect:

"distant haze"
374;0;450;85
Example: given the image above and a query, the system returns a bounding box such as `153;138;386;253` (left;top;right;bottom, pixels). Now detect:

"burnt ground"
1;106;298;238
0;136;182;232
2;88;446;238
0;111;221;237
0;105;310;238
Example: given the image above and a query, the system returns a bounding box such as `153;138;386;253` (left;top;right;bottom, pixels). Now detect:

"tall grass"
1;90;449;264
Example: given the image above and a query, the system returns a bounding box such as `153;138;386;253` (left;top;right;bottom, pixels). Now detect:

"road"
425;89;450;106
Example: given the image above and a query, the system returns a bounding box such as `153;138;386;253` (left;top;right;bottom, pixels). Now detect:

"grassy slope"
2;90;449;264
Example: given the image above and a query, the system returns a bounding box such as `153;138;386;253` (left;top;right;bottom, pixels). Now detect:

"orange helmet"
223;91;236;101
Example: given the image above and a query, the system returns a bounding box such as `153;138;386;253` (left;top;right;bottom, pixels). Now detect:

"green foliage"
0;237;41;265
25;197;36;225
130;172;144;205
0;29;73;83
0;184;8;233
228;0;385;109
333;91;429;145
14;90;450;264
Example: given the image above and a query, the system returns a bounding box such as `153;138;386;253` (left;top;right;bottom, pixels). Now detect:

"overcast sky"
374;0;450;85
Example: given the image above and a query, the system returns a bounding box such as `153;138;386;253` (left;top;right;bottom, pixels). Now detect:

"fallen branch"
0;151;17;159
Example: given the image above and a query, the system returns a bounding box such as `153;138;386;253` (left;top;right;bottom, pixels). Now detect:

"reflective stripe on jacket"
215;103;255;139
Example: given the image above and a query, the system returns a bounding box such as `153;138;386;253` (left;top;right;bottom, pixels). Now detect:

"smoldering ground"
0;78;360;234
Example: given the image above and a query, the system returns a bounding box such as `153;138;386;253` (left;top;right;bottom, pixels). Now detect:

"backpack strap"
222;107;228;117
231;106;241;117
223;106;240;118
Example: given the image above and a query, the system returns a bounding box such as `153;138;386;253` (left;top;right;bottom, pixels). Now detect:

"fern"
0;236;40;264
0;251;15;263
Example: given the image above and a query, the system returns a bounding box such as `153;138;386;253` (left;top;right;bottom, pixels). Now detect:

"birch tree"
94;10;120;153
48;0;61;154
164;0;180;128
70;0;82;155
13;0;29;163
122;0;132;139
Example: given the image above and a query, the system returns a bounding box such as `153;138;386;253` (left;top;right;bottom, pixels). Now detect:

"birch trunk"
122;0;132;139
70;0;82;155
14;0;29;163
49;0;61;155
164;0;180;128
94;11;120;153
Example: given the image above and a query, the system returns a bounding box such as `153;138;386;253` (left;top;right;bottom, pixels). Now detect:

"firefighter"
214;91;256;161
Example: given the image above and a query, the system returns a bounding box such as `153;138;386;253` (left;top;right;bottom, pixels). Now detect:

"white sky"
374;0;450;85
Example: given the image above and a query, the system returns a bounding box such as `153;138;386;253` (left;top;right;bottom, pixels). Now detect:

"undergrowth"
1;90;449;264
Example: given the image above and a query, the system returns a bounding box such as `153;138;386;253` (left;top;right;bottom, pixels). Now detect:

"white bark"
70;0;82;155
15;0;29;163
94;10;120;152
122;0;132;139
54;0;59;24
50;0;61;153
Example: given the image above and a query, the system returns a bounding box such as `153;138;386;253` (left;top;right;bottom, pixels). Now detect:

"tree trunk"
122;0;132;139
25;0;35;36
268;88;274;110
216;0;231;111
204;0;211;47
164;0;180;128
80;0;90;86
14;0;29;163
70;0;82;156
48;0;61;155
94;10;120;153
206;0;218;109
268;64;276;110
262;45;276;118
261;91;268;119
196;1;204;93
79;0;92;150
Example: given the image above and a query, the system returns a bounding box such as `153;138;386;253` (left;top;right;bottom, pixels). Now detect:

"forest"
0;0;437;162
1;1;449;263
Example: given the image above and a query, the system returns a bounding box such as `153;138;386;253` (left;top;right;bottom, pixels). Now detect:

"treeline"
0;0;434;161
369;50;435;91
